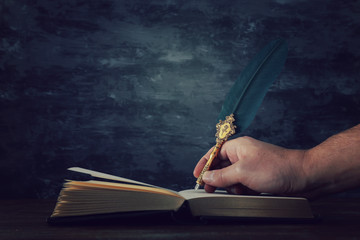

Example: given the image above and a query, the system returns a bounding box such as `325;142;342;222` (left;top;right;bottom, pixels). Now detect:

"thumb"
202;165;240;188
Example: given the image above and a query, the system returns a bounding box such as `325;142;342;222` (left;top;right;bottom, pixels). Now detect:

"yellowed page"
52;181;185;217
68;167;157;187
66;180;181;198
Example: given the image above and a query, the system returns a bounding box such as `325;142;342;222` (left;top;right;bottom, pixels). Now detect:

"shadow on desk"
47;210;320;226
1;198;360;240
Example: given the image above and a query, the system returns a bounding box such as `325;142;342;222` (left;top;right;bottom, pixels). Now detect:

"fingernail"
203;171;213;183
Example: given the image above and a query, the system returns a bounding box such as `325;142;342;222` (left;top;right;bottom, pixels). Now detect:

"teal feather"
217;39;288;133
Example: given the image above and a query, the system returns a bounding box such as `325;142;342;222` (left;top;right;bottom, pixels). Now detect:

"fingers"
193;146;215;178
193;141;234;178
194;139;246;193
202;164;241;188
204;184;217;193
206;183;259;195
226;184;259;195
226;185;244;195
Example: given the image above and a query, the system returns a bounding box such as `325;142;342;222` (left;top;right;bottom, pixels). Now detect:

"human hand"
193;136;307;195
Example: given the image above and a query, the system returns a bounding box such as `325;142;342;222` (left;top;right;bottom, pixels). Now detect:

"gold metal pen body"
194;114;236;190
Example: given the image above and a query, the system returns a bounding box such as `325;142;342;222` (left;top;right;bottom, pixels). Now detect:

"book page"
68;167;157;187
178;189;313;219
51;181;185;217
179;189;230;200
66;180;182;198
179;189;307;200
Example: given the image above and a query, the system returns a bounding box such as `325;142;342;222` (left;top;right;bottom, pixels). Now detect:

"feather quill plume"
218;38;288;133
195;39;288;190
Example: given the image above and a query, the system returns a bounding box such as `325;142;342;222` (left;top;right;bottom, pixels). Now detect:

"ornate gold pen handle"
195;142;222;190
195;114;236;190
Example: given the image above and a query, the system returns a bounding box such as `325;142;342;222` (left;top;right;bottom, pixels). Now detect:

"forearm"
303;124;360;197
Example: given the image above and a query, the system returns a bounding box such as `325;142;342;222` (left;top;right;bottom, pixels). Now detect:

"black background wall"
1;0;359;198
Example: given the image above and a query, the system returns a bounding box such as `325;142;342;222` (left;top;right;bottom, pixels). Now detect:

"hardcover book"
47;167;315;224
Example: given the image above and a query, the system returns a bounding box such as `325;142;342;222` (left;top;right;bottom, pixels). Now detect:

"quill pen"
195;39;288;190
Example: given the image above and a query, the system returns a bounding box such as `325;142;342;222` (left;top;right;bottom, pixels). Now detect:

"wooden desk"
1;198;360;240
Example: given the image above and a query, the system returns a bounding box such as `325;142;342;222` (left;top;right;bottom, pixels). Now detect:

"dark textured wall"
1;0;359;198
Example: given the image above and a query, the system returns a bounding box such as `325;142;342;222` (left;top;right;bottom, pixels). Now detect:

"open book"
48;167;315;224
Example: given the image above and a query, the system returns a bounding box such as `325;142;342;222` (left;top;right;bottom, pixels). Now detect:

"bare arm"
302;124;360;198
193;124;360;199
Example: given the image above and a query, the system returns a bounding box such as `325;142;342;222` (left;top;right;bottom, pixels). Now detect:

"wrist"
301;149;317;193
301;147;332;197
286;149;309;194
